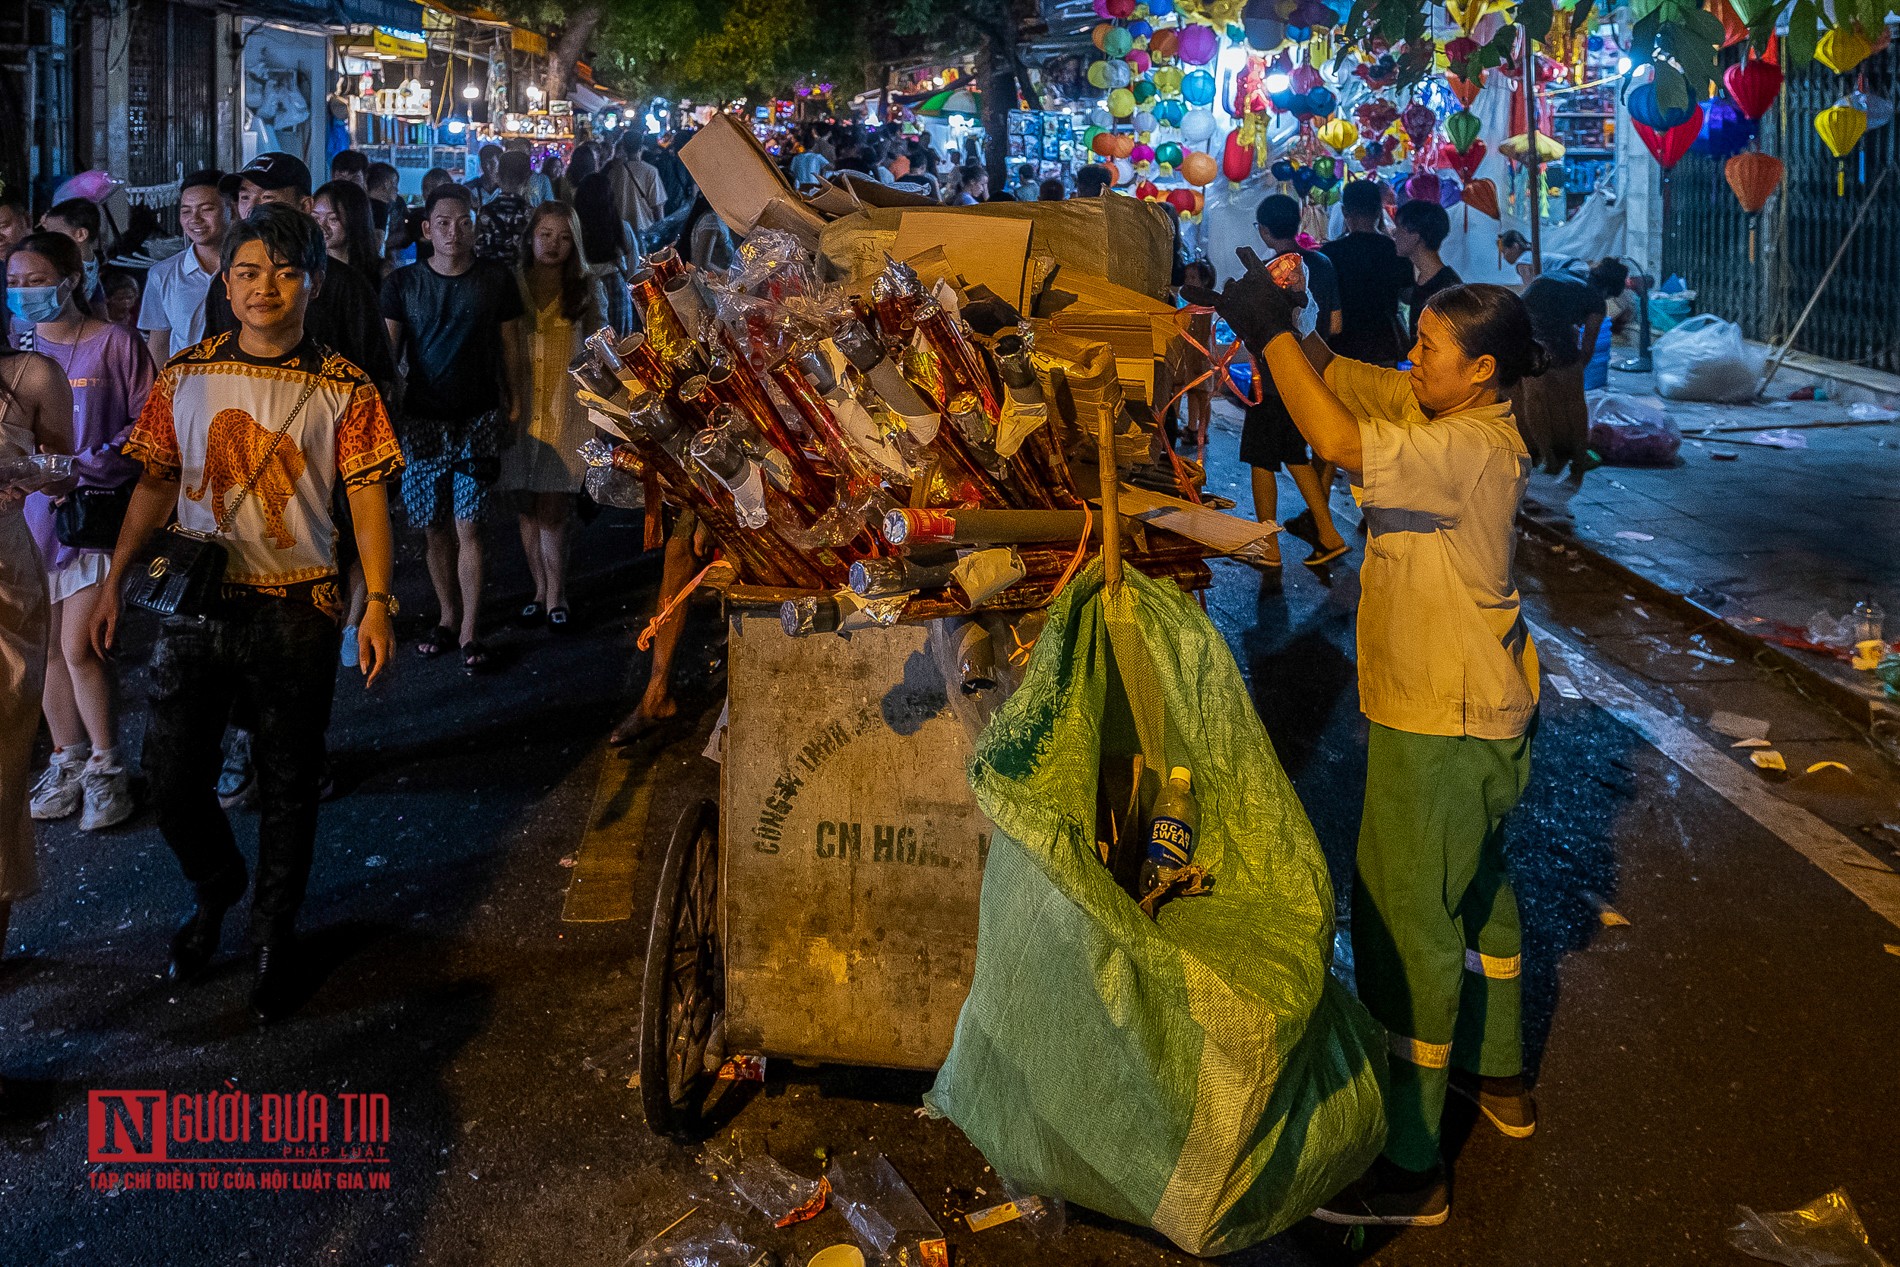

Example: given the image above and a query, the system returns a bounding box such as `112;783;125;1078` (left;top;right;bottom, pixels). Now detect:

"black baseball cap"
220;152;313;197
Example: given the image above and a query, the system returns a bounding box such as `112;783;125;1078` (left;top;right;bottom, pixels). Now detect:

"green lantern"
1133;79;1159;104
1446;109;1482;153
1156;140;1183;169
1314;155;1335;180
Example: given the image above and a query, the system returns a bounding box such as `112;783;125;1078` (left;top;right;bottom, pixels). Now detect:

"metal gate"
126;0;218;191
1664;45;1900;372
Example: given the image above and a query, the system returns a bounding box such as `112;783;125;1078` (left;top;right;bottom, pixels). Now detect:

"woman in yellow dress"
502;202;605;632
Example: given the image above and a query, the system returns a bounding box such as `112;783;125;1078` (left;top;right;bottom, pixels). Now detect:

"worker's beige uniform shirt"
1326;358;1539;739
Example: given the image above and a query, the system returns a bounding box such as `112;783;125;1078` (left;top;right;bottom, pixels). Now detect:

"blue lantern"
1271;158;1297;180
1182;68;1217;105
1154;98;1187;126
1627;81;1697;132
1689;96;1760;158
1148;0;1174;14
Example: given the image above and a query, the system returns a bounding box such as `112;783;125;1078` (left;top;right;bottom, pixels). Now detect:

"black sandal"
416;625;454;657
546;605;571;633
461;641;494;674
1304;541;1352;569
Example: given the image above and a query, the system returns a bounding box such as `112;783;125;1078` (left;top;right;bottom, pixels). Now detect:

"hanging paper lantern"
1134;109;1158;133
1724;149;1784;214
1093;0;1113;16
1356;99;1400;136
1135;178;1161;200
1815;103;1868;156
1108;87;1138;117
1148;0;1174;14
1156;140;1184;168
1182;107;1216;142
1149;28;1180;60
1500;132;1564;163
1090;106;1115;129
1223;130;1255;183
1112;131;1138;158
1461;177;1498;219
1405;170;1442;203
1270;158;1298;181
1178;23;1219;65
1633;105;1704;170
1447;73;1481;108
1304;87;1337;119
1166;187;1198;215
1125;49;1152;73
1087;60;1114;89
1182;149;1218;185
1128;18;1153;40
1182;69;1217;105
1092;23;1117;51
1318;118;1359;152
1313;155;1335;180
1690;97;1760;159
1131;142;1156;168
1444;109;1482;152
1446;137;1485;180
1627;82;1697;132
1269;88;1298;113
1153;65;1183;95
1091;130;1119;157
1292;167;1318;196
1133;78;1159;103
1289;64;1323;94
1108;26;1137;56
1445;0;1490;35
1403;101;1439;150
1815;26;1873;75
1155;99;1187;126
1438;176;1462;207
1852;90;1895;129
1723;55;1782;120
1246;18;1287;49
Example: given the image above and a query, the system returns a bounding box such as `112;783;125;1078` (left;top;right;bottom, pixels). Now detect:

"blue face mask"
6;284;67;324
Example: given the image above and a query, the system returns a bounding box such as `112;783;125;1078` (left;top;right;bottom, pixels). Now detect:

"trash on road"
1848;402;1900;422
1582;891;1631;927
1751;750;1788;773
627;1209;768;1267
1733;738;1773;749
1615;531;1656;542
1709;712;1772;742
1548;674;1584;700
1728;1188;1893;1267
827;1153;948;1267
1751;429;1810;450
805;1246;865;1267
1587;394;1682;466
705;1143;829;1228
716;1056;767;1082
1652;315;1763;403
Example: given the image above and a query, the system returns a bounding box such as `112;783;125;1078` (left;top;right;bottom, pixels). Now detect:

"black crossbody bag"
54;485;134;550
126;374;320;620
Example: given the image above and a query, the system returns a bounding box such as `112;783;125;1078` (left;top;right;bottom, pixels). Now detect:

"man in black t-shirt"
1392;200;1463;348
1320;181;1416;365
381;184;525;672
1515;258;1629;482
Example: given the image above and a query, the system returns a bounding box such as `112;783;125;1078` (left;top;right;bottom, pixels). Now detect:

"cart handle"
1098;407;1123;593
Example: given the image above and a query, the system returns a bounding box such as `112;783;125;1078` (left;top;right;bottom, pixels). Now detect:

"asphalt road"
3;418;1898;1267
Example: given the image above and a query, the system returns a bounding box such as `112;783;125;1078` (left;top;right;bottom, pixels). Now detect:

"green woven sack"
924;561;1387;1255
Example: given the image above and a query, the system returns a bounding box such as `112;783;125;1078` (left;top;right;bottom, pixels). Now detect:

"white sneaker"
79;764;135;831
29;760;84;821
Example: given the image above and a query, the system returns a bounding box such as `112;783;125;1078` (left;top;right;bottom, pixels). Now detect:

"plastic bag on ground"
704;1142;828;1227
1729;1189;1892;1267
1652;314;1764;403
924;560;1387;1256
626;1220;762;1267
1587;393;1682;466
827;1153;945;1265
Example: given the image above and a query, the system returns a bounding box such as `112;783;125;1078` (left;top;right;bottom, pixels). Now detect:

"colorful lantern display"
1725;149;1784;260
1815;103;1868;194
1814;26;1873;75
1447;73;1481;107
1182;107;1216;142
1690;97;1760;159
1723;55;1782;119
1181;149;1218;186
1404;170;1442;203
1444;109;1482;153
1633;106;1704;170
1318;117;1358;152
1156;140;1184;170
1446;138;1486;180
1108;87;1137;117
1627;81;1698;131
1461;177;1498;219
1178;23;1219;65
1402;101;1439;150
1166;187;1198;215
1183;68;1217;105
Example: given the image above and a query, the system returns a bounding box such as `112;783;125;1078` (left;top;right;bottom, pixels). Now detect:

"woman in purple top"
6;232;149;831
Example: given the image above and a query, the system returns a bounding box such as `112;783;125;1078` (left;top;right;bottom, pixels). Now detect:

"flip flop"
515;601;545;628
547;605;571;633
416;625;454;657
461;641;495;675
1281;509;1322;551
1304;541;1352;569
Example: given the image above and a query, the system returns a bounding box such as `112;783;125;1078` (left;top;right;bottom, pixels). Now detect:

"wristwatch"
367;592;401;616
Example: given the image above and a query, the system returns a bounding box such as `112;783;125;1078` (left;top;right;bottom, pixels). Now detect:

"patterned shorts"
399;413;502;527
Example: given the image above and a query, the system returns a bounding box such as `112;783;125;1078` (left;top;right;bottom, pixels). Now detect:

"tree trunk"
543;3;605;102
978;35;1015;194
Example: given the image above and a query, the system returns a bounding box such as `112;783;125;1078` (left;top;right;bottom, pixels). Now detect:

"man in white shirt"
138;170;228;361
604;134;665;240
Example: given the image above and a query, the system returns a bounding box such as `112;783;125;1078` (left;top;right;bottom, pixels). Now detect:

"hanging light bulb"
463;81;480;100
1616;55;1633;75
1265;72;1291;93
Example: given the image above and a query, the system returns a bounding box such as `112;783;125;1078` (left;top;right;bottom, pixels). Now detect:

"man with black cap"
201;153;397;402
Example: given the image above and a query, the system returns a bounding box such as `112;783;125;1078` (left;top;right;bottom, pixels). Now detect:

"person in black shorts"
1241;194;1351;576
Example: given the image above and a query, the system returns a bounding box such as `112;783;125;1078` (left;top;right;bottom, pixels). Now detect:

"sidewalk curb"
1516;507;1898;739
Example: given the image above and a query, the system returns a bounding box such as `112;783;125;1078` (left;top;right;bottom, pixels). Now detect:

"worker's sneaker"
1312;1160;1449;1227
79;762;135;831
1450;1070;1537;1139
29;755;86;821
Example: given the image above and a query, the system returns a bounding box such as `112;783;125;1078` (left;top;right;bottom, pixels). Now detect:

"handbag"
126;373;321;620
54;485;133;550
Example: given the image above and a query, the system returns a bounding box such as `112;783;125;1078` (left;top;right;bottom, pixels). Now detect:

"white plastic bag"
1586;393;1681;465
1651;314;1764;403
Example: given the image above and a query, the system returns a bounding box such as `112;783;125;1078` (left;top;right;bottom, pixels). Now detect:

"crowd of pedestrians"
0;128;699;1022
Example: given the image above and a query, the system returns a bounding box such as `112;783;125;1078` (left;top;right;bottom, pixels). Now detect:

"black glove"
1182;255;1304;356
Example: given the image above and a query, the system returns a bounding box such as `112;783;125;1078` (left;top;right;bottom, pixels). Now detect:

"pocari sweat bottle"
1138;768;1198;909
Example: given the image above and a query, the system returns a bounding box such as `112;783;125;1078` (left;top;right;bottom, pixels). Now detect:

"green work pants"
1352;720;1534;1172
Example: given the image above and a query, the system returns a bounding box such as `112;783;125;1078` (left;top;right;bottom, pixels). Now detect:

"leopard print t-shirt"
125;333;403;617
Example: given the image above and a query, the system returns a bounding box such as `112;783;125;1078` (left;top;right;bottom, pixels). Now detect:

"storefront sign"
372;26;427;59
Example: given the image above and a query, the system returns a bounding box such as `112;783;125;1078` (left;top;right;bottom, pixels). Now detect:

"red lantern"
1445;36;1479;65
1405;170;1442;203
1460;177;1498;219
1634;106;1703;170
1446;138;1486;181
1166;187;1198;214
1222;130;1255;183
1135;179;1161;200
1723;55;1782;121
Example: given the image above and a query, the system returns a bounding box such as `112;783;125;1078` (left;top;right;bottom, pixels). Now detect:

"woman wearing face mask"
6;232;151;831
1192;261;1547;1228
0;315;76;971
501;202;605;632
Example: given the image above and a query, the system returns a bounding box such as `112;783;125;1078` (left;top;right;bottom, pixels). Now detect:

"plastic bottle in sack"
1137;768;1198;909
1852;598;1885;647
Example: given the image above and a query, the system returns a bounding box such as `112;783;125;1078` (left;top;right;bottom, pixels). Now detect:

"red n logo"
88;1091;168;1161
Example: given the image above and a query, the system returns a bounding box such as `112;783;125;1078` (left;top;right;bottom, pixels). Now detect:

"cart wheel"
640;797;723;1137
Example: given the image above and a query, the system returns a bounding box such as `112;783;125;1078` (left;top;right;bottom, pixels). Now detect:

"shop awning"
571;80;624;114
331;0;425;27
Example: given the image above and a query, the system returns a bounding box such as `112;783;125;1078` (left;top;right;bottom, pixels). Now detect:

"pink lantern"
1126;49;1152;73
1178;24;1219;66
1401;101;1437;150
1289;64;1323;93
1404;170;1442;203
